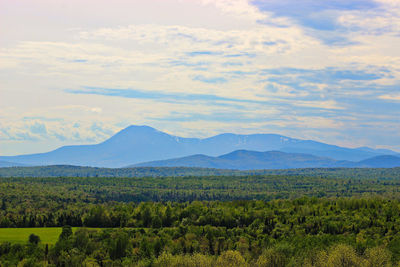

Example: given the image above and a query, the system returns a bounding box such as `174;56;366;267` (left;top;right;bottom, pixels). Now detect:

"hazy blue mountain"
0;125;396;167
132;154;227;169
357;155;400;168
356;147;398;155
133;150;400;170
133;150;353;170
0;161;28;167
0;126;191;167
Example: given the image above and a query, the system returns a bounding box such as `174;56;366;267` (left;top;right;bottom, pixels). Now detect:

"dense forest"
0;166;238;178
1;170;400;266
1;174;400;213
1;165;399;179
1;199;400;266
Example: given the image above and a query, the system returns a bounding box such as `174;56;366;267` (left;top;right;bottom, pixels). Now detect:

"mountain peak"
98;125;168;147
123;125;158;132
112;125;161;137
1;125;395;168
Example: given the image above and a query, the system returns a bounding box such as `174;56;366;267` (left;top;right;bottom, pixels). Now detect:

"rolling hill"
357;155;400;168
132;150;351;170
133;151;400;170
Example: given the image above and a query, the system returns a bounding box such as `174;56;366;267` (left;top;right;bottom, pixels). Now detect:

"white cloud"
1;0;400;154
379;94;400;101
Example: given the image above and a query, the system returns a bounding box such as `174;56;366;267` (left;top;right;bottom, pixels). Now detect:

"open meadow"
0;227;80;245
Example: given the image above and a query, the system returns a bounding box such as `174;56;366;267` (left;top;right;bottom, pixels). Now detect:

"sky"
0;0;400;155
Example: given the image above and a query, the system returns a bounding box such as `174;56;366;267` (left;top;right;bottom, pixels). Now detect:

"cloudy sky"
1;0;400;155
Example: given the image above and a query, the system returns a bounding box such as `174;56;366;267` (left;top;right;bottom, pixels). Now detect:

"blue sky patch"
251;0;380;44
193;75;228;84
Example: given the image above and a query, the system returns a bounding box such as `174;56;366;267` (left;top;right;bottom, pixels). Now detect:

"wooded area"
1;169;400;266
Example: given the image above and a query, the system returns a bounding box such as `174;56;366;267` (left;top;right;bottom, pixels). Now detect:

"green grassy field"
0;227;84;244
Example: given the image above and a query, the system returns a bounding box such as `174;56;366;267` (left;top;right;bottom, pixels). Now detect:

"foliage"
0;197;400;265
28;234;40;245
0;165;399;179
1;170;400;265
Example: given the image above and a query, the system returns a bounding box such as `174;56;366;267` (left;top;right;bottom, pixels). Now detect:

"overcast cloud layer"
1;0;400;155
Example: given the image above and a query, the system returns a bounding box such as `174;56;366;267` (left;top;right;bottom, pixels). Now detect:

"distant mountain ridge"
0;161;28;167
0;125;398;168
132;150;345;169
358;155;400;168
132;150;400;170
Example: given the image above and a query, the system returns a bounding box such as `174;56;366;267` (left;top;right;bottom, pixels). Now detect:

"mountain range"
0;125;399;169
133;150;400;170
0;161;27;167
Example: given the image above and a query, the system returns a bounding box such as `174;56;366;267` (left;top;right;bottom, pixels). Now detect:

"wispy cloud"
66;87;254;104
1;0;400;154
193;75;228;84
251;0;381;45
262;67;387;81
186;51;223;57
379;94;400;101
66;86;346;111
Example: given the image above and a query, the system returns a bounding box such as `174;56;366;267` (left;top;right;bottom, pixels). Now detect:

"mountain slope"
132;150;400;170
358;155;400;168
133;150;353;170
0;126;190;167
0;125;396;167
0;161;28;167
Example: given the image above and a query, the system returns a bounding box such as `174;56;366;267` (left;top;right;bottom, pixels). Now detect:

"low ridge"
132;150;399;170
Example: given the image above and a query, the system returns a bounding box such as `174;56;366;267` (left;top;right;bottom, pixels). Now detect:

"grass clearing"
0;227;155;245
0;227;93;245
